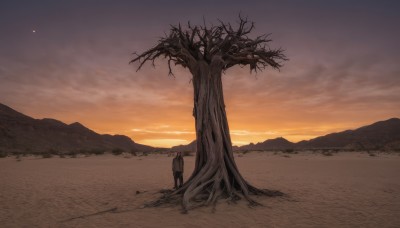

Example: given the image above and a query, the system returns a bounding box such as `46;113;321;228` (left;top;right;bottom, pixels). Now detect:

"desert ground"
1;151;400;228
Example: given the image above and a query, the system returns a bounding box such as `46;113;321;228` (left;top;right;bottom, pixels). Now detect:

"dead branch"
130;16;287;75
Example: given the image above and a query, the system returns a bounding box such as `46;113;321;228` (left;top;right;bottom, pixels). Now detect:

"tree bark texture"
171;58;281;211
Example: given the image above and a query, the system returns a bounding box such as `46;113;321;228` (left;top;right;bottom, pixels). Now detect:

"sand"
1;152;400;228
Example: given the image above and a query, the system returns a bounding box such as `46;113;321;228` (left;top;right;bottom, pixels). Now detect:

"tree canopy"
131;16;287;75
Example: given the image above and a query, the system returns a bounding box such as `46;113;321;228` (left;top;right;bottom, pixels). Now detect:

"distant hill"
296;118;400;150
240;137;295;151
170;140;240;152
172;118;400;151
2;102;398;153
170;140;196;152
0;103;155;153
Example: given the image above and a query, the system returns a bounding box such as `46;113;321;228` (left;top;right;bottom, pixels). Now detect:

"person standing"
172;152;184;189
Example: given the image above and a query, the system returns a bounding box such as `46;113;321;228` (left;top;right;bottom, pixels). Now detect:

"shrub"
112;148;124;156
284;149;295;154
47;148;59;155
67;150;78;158
282;149;298;154
89;148;106;155
130;149;137;156
77;149;87;154
368;151;377;157
42;153;53;159
0;150;7;158
182;151;193;156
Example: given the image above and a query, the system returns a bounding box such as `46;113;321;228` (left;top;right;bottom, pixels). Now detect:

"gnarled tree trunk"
171;57;281;211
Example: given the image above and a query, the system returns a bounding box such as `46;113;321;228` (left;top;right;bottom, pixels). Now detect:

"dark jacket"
172;156;184;172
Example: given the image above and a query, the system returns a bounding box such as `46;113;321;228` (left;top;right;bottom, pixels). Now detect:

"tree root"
142;185;284;213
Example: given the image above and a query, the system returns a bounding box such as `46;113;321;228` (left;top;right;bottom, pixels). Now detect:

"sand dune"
1;152;400;227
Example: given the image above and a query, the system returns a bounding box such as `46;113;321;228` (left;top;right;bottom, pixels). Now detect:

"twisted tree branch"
130;16;287;75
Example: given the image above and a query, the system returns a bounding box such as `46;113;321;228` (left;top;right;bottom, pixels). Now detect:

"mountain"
170;140;196;152
170;140;241;152
296;118;400;150
240;137;295;151
4;101;397;153
173;118;400;151
0;103;154;153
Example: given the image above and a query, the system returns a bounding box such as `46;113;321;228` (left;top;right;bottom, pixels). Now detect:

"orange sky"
5;61;399;148
1;1;400;147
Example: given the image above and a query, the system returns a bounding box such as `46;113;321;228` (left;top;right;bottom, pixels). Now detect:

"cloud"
230;130;277;136
131;128;195;135
139;139;190;148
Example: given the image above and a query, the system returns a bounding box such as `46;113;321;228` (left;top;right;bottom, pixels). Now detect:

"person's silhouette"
172;152;184;189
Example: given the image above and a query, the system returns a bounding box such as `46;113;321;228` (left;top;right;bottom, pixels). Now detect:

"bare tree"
131;16;287;212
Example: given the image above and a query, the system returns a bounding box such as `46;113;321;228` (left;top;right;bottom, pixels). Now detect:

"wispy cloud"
230;130;277;136
140;139;190;147
131;128;195;135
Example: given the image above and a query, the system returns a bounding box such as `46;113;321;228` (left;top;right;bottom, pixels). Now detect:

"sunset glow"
1;1;399;147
